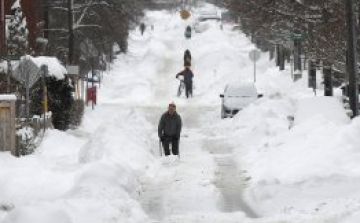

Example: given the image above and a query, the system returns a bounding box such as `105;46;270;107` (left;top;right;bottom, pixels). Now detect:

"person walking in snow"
140;23;146;35
185;26;192;39
176;66;194;98
158;102;182;156
184;49;191;67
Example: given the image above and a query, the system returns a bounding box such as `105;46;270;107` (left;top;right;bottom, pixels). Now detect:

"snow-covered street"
2;3;360;223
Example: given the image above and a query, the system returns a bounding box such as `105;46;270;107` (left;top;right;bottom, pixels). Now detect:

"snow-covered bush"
30;77;74;131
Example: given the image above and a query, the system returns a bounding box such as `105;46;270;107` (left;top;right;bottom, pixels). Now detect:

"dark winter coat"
140;23;145;31
158;111;182;138
184;50;191;66
185;26;192;38
176;68;194;84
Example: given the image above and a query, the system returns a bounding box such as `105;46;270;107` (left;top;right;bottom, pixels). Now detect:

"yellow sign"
180;10;191;20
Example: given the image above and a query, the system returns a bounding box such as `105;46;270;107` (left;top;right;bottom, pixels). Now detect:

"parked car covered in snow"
194;10;220;33
288;97;350;128
220;82;262;119
194;20;211;33
197;9;220;22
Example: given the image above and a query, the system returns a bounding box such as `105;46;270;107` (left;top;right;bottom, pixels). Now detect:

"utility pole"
6;55;11;93
68;0;74;65
346;0;359;117
308;59;317;95
44;0;49;40
1;0;11;93
91;57;95;110
294;39;302;72
279;45;285;71
41;65;48;132
7;13;12;93
275;44;280;67
323;61;333;96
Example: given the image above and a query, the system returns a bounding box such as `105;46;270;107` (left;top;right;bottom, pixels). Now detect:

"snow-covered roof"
28;56;67;80
0;94;17;101
1;56;67;81
225;82;258;96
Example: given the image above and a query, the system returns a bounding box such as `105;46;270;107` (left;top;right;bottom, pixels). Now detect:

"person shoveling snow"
158;102;182;157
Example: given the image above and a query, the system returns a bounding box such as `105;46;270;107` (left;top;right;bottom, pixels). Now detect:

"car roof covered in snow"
197;9;220;21
225;82;257;96
199;9;218;15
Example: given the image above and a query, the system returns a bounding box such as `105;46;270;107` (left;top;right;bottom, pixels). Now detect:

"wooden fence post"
0;95;17;156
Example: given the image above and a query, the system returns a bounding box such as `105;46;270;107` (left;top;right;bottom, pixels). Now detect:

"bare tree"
45;0;148;66
218;0;359;82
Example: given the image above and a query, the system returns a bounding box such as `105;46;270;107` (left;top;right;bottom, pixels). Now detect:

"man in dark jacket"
158;102;182;156
184;49;191;67
176;66;194;98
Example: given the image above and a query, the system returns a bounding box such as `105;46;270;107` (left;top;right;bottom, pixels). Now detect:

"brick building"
0;0;45;57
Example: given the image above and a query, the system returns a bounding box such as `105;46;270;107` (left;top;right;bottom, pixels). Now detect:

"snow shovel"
159;140;163;157
177;140;180;160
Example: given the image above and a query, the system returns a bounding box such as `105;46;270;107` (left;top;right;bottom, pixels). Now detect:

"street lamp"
37;37;49;131
40;65;48;132
67;0;74;65
345;0;359;117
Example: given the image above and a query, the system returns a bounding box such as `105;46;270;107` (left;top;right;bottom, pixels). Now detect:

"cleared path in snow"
116;8;347;223
134;11;259;222
138;106;259;221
